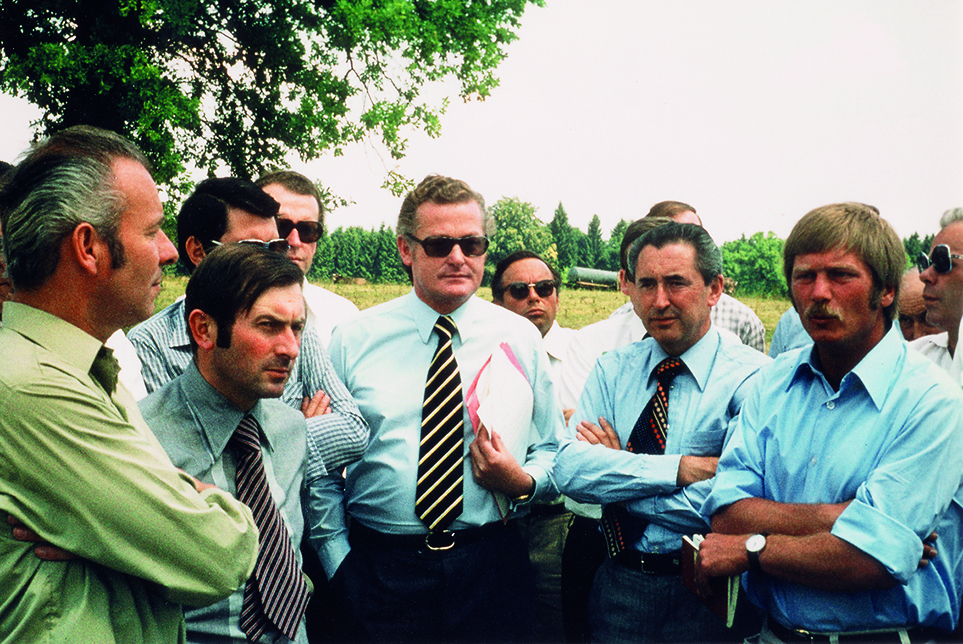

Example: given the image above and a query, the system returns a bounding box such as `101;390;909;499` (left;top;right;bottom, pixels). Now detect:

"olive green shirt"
0;303;259;643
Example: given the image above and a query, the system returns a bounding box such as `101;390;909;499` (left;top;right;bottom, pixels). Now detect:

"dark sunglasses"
210;238;290;254
406;234;489;258
917;244;963;274
276;218;322;243
505;280;557;300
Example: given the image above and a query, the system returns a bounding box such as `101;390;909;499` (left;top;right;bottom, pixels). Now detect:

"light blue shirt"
554;326;770;553
140;362;310;644
703;325;963;633
768;307;810;358
127;298;368;474
307;291;563;576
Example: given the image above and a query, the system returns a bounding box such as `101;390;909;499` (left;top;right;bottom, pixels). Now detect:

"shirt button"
811;457;817;465
826;401;835;410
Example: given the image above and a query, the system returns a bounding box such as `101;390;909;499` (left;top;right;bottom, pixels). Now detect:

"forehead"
261;183;319;223
792;247;871;274
502;257;552;283
414;200;484;237
223;208;279;241
244;282;305;318
635;242;699;276
113;158;163;225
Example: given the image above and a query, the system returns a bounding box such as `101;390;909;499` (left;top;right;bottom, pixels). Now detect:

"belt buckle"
425;530;455;551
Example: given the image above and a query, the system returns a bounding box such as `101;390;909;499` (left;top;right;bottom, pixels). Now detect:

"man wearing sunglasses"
912;208;963;379
257;170;359;347
312;175;562;642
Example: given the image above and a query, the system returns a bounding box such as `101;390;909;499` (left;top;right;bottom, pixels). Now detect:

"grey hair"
626;221;723;285
939;207;963;229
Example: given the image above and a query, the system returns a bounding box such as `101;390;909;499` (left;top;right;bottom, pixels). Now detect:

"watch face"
746;534;766;553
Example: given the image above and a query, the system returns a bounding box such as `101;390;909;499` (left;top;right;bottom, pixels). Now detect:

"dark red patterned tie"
600;357;686;557
232;415;309;640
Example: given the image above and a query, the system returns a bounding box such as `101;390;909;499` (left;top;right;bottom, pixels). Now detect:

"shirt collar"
181;361;273;458
645;325;721;392
2;302;103;375
405;290;477;345
788;323;904;410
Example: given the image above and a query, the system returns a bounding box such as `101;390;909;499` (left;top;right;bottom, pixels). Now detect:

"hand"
7;515;75;562
563;408;575;424
677;455;718;486
302;390;332;417
469;425;535;498
576;417;622;450
920;532;938;568
694;532;751;596
177;469;216;493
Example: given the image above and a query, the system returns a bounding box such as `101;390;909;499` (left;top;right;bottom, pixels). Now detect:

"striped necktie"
231;414;309;641
416;315;465;532
600;357;686;557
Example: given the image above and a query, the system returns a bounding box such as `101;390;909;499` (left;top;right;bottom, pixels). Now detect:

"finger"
6;515;21;527
488;429;505;452
302;390;328;417
477;424;491;442
11;525;41;543
34;545;73;562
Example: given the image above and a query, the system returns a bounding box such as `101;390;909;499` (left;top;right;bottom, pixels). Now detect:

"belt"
349;520;508;552
612;549;681;575
767;618;935;643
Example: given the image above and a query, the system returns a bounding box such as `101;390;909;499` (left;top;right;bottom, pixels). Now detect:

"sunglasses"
406;234;489;258
210;238;291;254
917;244;963;274
276;218;322;243
505;280;557;300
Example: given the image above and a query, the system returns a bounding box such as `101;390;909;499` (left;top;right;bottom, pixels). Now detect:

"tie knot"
231;415;262;454
653;357;685;385
434;315;457;340
90;346;120;394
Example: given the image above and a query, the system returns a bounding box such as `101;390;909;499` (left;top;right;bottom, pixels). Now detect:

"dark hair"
0;126;149;291
256;170;325;231
618;217;674;272
176;177;279;273
784;202;903;324
491;250;561;301
185;243;303;350
627;222;722;285
645;200;697;221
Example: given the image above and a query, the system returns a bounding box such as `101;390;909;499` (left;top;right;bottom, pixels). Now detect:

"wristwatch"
745;533;767;572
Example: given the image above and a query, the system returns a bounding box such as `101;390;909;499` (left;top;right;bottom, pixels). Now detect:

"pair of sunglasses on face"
406;234;490;258
276;218;322;243
504;280;557;300
210;238;290;253
917;244;963;274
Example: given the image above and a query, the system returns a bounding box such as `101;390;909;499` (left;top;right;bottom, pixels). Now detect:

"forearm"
760;532;897;591
626;478;713;535
303;471;351;579
554;440;681;504
711;497;849;536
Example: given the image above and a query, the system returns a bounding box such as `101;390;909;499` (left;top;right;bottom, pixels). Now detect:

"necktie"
600;357;686;557
90;346;120;394
231;415;309;641
416;315;465;532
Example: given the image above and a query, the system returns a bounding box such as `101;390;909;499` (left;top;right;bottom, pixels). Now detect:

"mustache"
804;303;842;321
265;357;294;371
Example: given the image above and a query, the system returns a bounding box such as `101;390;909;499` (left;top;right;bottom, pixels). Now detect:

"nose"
653;283;670;308
811;273;831;301
278;326;301;361
157;230;178;266
919;264;937;284
446;242;467;264
286;227;302;246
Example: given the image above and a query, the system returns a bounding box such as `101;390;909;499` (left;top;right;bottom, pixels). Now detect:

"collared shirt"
908;331;958;378
127;297;368;474
302;282;359;348
556;301;749;411
106;328;149;399
140;363;309;644
543;320;576;402
703;325;963;633
714;293;767;353
308;291;563;576
0;303;258;643
554;326;770;553
768;307;811;358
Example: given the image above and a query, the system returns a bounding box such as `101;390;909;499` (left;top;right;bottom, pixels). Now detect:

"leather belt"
612;549;681;575
767;618;935;643
349;520;508;552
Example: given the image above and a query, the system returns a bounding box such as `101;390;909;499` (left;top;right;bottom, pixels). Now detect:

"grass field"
156;275;790;348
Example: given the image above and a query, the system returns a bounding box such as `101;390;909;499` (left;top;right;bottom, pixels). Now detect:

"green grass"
154;276;790;348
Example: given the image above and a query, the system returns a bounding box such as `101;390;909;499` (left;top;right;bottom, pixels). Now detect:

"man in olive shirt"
0;126;259;642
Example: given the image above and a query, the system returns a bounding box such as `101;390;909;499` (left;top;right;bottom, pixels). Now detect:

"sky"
1;1;961;245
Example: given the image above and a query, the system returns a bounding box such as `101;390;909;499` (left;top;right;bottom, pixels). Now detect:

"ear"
188;309;218;351
185;236;206;268
707;274;724;307
878;283;896;310
69;223;106;276
397;235;414;268
618;269;631;296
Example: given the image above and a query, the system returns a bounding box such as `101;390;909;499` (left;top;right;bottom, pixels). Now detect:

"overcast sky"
2;0;961;244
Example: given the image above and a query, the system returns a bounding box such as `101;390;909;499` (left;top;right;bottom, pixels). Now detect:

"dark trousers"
329;521;536;643
561;515;607;643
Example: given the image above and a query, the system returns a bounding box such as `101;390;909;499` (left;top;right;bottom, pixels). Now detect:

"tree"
580;214;605;269
485;197;553;283
0;0;542;191
720;232;787;297
600;219;629;271
549;202;579;270
903;232;934;267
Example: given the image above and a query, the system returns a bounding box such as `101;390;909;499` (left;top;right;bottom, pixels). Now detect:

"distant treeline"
310;198;935;298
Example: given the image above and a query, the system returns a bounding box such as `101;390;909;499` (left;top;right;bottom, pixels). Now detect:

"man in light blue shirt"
555;222;770;642
699;202;963;642
308;175;562;642
142;244;312;643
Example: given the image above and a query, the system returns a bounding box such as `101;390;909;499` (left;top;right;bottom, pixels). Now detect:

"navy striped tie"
232;415;309;641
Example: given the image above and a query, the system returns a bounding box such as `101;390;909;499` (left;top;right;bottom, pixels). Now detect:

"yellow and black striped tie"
416;315;465;532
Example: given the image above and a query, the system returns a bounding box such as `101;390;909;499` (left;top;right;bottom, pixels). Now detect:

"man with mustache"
311;174;563;642
699;203;963;642
141;243;312;643
554;222;769;642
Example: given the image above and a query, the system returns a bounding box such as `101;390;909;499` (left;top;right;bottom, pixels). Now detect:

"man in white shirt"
256;170;358;346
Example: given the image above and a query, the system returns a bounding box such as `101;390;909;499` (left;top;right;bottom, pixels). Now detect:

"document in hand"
465;342;534;517
681;534;740;628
